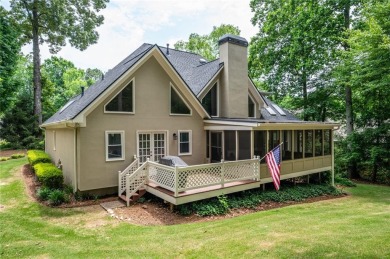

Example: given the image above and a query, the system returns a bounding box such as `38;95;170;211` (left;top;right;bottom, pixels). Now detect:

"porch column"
331;130;335;186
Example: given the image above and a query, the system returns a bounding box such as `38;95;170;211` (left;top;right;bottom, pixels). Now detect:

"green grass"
0;157;27;179
1;159;389;258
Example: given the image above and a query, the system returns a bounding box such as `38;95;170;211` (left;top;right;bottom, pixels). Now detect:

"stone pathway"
100;200;125;218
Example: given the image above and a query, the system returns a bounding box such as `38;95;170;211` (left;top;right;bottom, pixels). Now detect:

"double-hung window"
178;130;192;155
105;131;125;161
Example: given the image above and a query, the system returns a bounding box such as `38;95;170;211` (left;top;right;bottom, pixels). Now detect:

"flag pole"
258;142;284;162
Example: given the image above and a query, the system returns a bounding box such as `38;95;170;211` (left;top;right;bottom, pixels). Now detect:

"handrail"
126;162;148;206
118;157;139;196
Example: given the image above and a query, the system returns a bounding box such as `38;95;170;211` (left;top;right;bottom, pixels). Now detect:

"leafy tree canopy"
174;24;240;60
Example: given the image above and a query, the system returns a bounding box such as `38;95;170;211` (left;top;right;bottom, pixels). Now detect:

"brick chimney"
218;34;249;118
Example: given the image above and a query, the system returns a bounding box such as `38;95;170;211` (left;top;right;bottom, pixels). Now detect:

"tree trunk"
32;4;42;125
343;1;358;179
302;71;308;121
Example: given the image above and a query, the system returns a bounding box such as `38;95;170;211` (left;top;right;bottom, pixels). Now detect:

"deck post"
145;158;150;184
221;159;225;188
118;171;121;196
331;130;335;187
174;166;178;197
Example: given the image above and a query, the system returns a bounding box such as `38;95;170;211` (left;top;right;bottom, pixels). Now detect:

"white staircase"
118;156;147;206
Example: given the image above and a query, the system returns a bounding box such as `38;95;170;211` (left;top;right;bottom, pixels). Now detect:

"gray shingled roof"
260;96;301;122
43;44;223;125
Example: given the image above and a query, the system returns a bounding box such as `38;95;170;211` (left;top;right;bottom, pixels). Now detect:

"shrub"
335;176;357;187
36;187;52;201
48;189;66;206
27;150;51;166
10;153;25;159
33;163;63;189
0;157;10;161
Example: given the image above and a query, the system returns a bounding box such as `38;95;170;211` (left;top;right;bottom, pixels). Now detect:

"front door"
138;132;167;163
210;132;223;163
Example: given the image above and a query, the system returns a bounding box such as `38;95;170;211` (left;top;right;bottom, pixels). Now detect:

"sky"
3;0;258;72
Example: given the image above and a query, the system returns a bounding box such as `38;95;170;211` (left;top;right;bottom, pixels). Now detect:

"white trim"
105;130;125;162
178;130;192;156
248;94;256;118
170;83;192;116
53;130;56;151
204;119;259;127
200;81;219;117
104;78;135;114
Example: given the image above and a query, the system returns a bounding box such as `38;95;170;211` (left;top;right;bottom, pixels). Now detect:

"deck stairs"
118;157;148;206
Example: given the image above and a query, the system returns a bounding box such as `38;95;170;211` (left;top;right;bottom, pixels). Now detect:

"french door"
138;132;167;163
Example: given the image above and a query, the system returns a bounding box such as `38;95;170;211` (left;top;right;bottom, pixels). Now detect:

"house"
42;34;338;205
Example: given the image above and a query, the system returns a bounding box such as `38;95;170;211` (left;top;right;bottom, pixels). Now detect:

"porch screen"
105;81;133;112
224;131;236;161
238;131;251;160
269;130;280;151
282;130;292;160
254;131;267;163
315;130;323;156
305;130;313;158
324;130;332;155
294;130;303;159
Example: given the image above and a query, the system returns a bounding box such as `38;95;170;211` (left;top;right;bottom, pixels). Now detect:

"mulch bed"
20;162;348;225
0;149;27;157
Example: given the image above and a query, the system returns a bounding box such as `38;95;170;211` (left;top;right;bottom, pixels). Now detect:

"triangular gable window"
201;83;218;116
171;85;191;115
105;81;134;113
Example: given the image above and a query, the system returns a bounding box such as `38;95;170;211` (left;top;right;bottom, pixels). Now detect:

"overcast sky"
3;0;258;71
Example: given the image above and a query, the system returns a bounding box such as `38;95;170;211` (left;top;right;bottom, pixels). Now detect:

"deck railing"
147;158;260;197
118;155;139;196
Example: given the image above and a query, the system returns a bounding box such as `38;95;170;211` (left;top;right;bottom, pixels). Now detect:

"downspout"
73;126;78;192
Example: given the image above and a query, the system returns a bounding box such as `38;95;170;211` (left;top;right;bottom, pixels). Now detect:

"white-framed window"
248;95;256;118
105;131;125;161
53;131;56;151
201;82;219;117
104;79;135;114
170;84;192;115
178;130;192;155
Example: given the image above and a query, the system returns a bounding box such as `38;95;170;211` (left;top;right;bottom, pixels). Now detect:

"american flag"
266;145;281;191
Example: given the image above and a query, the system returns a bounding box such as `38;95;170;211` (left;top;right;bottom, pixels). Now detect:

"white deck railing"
119;158;260;206
147;158;260;197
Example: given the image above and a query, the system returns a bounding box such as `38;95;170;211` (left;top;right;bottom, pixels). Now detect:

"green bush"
177;184;343;216
0;157;10;161
36;187;52;201
335;176;357;187
10;153;25;159
48;189;66;206
33;163;63;189
27;150;51;166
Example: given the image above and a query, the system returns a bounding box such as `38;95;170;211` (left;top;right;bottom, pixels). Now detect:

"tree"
9;0;108;125
249;0;342;120
174;24;241;60
0;7;22;114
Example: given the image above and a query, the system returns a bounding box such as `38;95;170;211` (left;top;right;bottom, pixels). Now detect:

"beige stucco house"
42;35;338;205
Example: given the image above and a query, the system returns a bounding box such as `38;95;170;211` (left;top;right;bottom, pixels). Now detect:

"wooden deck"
145;180;261;205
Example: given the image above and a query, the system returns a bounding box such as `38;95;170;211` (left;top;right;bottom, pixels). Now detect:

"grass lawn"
0;159;389;258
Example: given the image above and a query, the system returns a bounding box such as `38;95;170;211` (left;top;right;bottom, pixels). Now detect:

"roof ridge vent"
199;58;207;64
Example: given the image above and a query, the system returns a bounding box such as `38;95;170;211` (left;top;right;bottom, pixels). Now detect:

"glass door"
138;132;166;163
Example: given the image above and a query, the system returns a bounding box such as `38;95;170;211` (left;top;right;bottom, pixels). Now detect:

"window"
201;83;218;116
315;130;323;156
105;131;125;161
324;130;332;155
238;131;251;160
294;130;303;159
171;85;191;115
105;80;134;113
178;130;192;155
248;96;255;118
254;131;267;163
224;131;236;161
282;130;292;160
305;130;313;158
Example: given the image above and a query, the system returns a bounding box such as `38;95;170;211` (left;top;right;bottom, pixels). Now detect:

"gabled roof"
43;44;223;126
